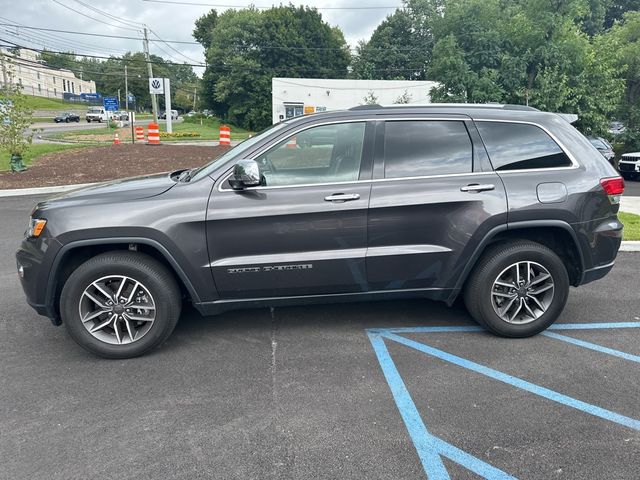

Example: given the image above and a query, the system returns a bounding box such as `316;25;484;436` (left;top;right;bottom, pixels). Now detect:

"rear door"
366;116;508;293
206;120;375;299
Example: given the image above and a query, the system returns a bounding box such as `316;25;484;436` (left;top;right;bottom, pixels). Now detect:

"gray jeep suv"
16;105;625;358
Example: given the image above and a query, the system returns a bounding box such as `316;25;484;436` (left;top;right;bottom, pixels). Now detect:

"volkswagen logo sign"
151;79;161;89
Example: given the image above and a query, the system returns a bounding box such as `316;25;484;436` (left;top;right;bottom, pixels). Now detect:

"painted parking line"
367;322;640;479
541;331;640;363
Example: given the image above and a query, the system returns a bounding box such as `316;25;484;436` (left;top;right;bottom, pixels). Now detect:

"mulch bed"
0;144;230;189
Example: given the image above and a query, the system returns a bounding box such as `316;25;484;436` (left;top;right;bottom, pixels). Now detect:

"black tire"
463;240;569;338
86;119;91;123
65;118;69;123
60;251;182;358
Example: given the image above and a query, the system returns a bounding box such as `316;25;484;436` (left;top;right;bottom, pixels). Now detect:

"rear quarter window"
476;121;572;171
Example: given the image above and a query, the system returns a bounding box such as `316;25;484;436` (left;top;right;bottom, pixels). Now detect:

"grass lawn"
619;212;640;241
0;144;91;171
20;96;83;111
159;120;252;141
46;116;252;143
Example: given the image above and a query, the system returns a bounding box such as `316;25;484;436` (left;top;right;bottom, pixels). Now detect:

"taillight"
600;176;624;204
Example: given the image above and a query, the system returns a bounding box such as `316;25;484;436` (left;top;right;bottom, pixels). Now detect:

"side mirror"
229;159;262;190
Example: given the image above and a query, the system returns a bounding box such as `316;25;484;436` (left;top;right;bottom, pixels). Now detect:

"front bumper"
16;236;63;325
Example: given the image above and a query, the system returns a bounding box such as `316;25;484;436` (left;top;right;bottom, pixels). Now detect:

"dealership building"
271;78;440;124
0;48;96;100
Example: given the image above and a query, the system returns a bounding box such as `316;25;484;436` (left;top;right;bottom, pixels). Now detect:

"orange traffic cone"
113;133;120;145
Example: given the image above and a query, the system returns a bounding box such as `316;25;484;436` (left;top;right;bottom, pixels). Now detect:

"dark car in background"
17;104;624;358
588;136;615;165
53;112;80;123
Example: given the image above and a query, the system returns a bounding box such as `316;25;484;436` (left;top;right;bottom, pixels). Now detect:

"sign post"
164;78;172;134
148;77;172;134
103;96;119;130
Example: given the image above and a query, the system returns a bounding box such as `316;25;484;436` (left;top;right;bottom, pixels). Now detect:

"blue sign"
81;93;102;100
103;97;119;111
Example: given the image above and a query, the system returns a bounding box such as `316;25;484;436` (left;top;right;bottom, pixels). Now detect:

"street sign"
127;94;135;103
149;78;164;95
103;97;119;111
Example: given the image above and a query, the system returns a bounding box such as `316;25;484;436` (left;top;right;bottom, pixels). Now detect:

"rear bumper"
580;260;615;286
572;216;623;286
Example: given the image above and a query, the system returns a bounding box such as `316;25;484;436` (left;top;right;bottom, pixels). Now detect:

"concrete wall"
272;78;440;124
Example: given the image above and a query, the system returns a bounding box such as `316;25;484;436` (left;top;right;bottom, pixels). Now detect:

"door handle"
460;184;495;193
324;193;361;202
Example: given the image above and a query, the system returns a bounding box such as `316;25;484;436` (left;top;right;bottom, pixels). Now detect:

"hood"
42;172;179;207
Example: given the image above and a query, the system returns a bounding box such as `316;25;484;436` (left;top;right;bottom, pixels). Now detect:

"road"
624;178;640;196
1;195;639;480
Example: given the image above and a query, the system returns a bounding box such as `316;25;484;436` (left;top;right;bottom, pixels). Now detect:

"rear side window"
476;121;572;171
384;121;473;178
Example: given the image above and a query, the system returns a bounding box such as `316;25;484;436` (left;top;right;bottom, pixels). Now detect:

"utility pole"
143;27;158;124
124;65;128;111
193;86;197;112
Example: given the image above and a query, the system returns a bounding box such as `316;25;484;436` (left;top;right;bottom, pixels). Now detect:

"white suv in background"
619;152;640;180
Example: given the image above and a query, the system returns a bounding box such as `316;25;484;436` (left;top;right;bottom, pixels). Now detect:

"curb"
620;241;640;252
0;182;98;197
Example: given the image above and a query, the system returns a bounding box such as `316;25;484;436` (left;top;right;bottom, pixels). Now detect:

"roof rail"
348;104;382;110
349;103;539;112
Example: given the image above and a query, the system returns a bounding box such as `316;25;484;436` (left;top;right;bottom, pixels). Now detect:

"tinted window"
476;122;572;171
255;122;366;187
384;121;473;178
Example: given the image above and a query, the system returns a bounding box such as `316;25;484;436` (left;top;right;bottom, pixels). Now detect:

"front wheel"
60;251;182;358
463;241;569;337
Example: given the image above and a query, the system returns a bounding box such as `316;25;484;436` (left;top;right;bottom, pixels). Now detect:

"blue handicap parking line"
367;322;640;479
542;331;640;363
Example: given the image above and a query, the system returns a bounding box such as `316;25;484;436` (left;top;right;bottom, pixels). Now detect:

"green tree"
196;6;350;129
426;0;623;133
0;84;33;172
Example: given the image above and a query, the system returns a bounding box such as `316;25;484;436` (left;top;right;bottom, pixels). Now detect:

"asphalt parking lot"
1;195;639;480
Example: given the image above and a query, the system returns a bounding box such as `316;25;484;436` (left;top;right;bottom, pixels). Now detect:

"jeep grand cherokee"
16;104;624;358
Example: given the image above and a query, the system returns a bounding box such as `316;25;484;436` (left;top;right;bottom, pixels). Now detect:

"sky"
0;0;401;76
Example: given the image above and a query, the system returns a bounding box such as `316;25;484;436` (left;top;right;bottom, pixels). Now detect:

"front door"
207;120;374;299
366;118;508;293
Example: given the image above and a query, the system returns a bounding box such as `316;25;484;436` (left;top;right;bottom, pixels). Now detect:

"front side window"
476;121;572;171
254;122;366;187
384;121;473;178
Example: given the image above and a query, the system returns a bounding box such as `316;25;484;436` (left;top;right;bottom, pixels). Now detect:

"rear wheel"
463;241;569;337
60;251;181;358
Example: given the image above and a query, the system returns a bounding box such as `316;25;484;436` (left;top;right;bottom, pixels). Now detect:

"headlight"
27;218;47;238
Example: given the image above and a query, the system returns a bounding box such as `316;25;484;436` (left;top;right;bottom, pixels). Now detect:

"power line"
71;0;146;29
50;0;142;32
0;23;190;43
0;16;131;54
148;27;202;64
141;0;402;9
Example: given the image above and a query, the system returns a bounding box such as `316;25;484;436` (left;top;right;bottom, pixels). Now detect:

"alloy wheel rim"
79;275;156;345
490;261;554;325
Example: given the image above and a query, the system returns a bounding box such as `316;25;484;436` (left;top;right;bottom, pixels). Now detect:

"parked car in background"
608;121;626;136
618;152;640;180
16;104;624;358
85;107;109;123
186;110;196;117
113;111;130;121
588;137;615;165
54;112;80;123
159;110;179;120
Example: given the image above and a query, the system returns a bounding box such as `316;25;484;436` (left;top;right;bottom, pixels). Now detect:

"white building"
0;48;96;99
272;77;440;124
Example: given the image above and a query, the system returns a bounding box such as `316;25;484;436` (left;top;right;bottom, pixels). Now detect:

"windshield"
589;138;608;150
189;122;289;182
88;108;102;114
